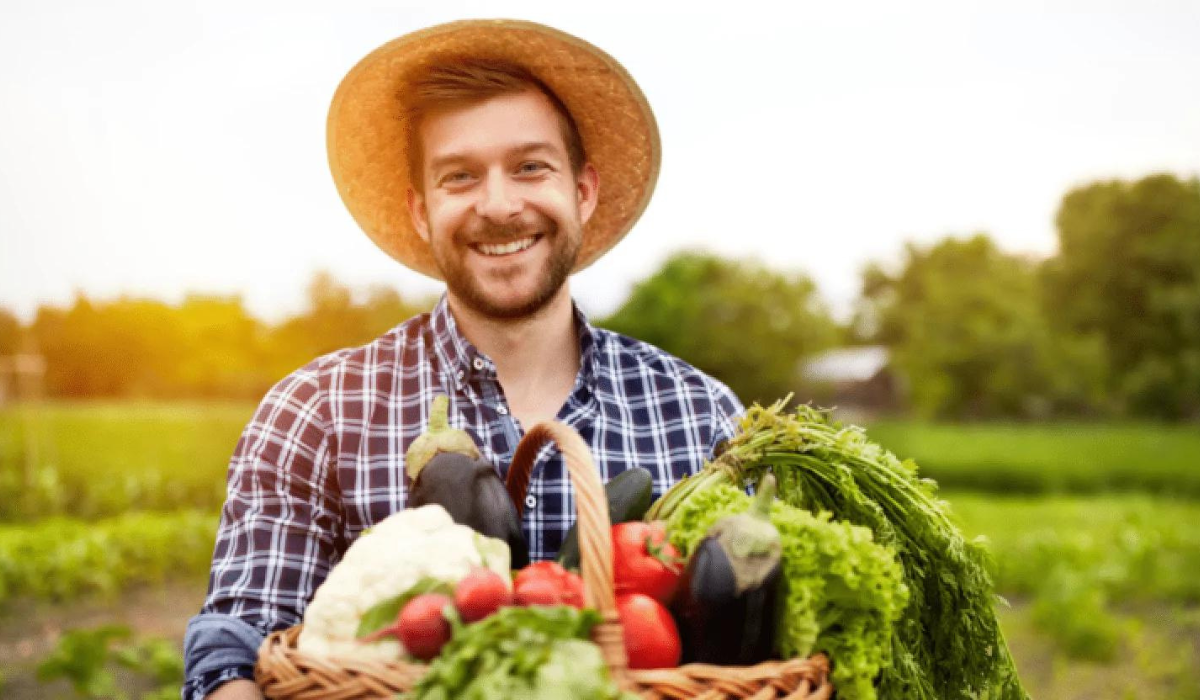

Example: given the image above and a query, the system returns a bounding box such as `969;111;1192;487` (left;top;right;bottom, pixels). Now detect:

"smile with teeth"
473;235;541;257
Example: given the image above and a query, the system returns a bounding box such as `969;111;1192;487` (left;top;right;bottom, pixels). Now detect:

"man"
183;19;742;699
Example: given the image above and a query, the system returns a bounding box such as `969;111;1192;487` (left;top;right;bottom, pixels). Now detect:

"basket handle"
504;422;630;678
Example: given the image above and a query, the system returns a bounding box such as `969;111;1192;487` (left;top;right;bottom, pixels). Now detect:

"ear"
406;187;431;243
576;163;600;226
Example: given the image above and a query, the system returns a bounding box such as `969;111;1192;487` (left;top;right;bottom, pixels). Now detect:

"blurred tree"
0;308;20;355
174;295;273;397
600;251;838;405
33;296;185;397
25;272;434;399
857;234;1107;419
267;271;433;377
1044;174;1200;419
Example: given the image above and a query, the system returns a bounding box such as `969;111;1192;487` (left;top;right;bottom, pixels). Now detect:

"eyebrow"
427;141;562;173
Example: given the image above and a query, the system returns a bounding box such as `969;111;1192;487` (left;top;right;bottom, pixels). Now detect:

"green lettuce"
667;484;908;700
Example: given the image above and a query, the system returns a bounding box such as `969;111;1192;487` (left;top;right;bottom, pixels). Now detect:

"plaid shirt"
182;295;742;698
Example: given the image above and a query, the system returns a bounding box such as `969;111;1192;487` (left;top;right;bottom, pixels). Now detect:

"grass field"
0;402;253;519
3;403;1200;522
868;420;1200;495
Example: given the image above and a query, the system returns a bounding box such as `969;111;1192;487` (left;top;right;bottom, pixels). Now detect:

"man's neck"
446;287;581;430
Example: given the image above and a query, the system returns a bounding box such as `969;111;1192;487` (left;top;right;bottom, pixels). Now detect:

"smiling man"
183;20;742;699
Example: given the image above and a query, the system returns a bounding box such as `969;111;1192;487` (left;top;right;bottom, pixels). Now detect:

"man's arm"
206;679;262;700
183;367;341;699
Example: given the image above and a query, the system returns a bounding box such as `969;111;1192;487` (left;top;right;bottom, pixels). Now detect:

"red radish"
454;568;511;622
397;593;453;660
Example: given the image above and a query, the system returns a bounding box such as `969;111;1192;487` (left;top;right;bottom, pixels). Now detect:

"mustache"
454;215;557;246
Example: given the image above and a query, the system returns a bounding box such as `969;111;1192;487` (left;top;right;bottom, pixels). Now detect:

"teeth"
477;236;537;256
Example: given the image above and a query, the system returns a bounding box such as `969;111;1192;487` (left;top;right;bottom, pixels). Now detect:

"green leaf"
355;578;452;638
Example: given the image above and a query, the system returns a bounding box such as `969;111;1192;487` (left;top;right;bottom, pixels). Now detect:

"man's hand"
207;679;264;700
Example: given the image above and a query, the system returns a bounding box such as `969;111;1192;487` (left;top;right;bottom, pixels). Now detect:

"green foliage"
949;493;1200;660
1044;174;1200;419
36;624;184;699
857;234;1106;419
0;402;252;519
718;402;1027;699
601;251;838;404
1029;568;1123;662
666;484;909;700
37;624;132;698
408;605;633;700
0;511;216;606
949;494;1200;605
866;420;1200;495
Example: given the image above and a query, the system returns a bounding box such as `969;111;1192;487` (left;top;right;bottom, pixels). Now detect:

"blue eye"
518;161;548;174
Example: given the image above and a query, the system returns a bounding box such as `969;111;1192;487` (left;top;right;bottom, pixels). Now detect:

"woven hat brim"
327;19;661;280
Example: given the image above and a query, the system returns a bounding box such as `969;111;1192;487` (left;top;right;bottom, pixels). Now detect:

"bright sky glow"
2;0;1198;322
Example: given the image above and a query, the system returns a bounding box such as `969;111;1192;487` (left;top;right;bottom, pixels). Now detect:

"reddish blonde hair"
401;57;587;191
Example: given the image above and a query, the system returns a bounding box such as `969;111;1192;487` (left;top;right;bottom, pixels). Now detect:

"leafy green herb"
672;401;1029;699
666;484;908;699
405;605;635;700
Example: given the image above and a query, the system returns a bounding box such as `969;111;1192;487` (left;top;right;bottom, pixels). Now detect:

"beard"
430;210;581;320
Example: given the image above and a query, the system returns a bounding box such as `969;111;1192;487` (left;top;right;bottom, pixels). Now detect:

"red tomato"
612;521;682;604
397;593;453;660
616;593;682;669
513;561;586;608
454;568;512;622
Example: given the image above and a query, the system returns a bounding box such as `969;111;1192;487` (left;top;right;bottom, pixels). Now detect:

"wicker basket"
256;421;833;699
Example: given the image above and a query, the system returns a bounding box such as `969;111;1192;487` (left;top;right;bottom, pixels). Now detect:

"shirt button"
525;495;537;509
472;357;485;371
497;405;508;416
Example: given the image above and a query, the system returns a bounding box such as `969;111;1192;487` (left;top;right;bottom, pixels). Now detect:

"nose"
474;170;522;223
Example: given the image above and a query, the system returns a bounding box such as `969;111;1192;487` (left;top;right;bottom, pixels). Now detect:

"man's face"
407;90;599;320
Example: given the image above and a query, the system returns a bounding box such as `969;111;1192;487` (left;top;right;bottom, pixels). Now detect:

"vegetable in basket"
558;467;655;569
611;520;682;604
666;481;907;700
296;505;510;661
654;400;1029;700
405;605;637;700
513;561;586;608
616;592;682;669
670;473;782;666
406;394;530;568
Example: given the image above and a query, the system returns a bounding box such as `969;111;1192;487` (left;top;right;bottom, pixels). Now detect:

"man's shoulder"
591;328;742;410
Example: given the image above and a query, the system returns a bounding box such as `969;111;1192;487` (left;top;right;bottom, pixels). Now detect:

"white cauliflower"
297;504;511;660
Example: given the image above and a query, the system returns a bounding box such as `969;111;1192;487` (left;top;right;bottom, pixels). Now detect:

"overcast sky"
2;0;1198;323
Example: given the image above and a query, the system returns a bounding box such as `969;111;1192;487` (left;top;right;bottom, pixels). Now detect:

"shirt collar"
429;294;603;394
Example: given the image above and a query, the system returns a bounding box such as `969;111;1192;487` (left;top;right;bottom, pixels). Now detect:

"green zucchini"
556;467;654;568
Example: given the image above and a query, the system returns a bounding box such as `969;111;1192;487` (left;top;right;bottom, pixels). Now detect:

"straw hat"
327;19;662;280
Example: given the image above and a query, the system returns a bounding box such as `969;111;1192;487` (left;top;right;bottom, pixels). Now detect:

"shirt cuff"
182;665;254;700
183;612;267;698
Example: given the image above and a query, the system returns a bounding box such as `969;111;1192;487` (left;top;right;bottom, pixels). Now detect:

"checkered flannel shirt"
182;295;743;698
